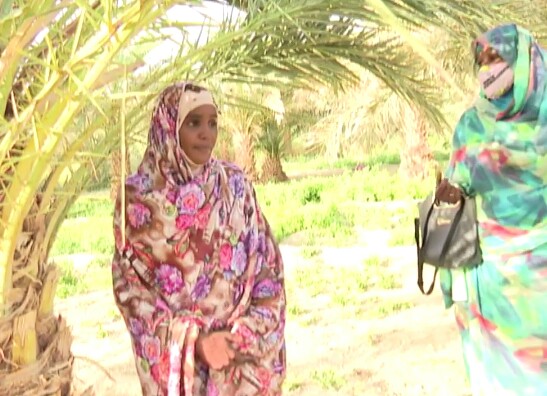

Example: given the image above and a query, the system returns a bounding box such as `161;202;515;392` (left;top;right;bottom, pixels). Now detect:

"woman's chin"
188;154;212;166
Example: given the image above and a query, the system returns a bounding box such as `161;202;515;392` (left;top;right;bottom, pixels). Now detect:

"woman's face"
178;104;218;165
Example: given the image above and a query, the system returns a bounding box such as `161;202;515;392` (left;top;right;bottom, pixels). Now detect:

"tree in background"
258;116;290;182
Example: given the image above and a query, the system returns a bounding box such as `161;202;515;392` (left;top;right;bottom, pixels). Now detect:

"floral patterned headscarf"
112;82;286;395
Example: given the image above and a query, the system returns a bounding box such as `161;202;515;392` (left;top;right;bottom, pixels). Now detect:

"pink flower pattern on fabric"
155;264;184;295
219;243;233;271
176;183;205;215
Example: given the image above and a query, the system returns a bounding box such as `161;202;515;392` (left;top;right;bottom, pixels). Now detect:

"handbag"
414;193;482;295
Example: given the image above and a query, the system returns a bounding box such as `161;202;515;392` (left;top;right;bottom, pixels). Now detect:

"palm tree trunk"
232;131;258;181
399;105;435;179
0;198;73;395
261;153;289;183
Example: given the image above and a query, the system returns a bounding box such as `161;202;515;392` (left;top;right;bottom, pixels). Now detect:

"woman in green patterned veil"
435;24;547;395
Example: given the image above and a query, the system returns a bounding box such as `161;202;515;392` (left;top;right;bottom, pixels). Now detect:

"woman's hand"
435;179;463;204
195;331;242;370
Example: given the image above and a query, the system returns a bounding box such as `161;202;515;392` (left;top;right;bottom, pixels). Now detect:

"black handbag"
414;193;483;295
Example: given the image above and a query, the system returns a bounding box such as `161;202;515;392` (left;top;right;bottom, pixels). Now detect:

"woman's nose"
199;125;215;140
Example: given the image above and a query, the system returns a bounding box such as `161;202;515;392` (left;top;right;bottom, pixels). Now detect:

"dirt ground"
57;244;470;396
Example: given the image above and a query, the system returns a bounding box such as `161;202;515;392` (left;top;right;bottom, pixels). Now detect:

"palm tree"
0;2;178;393
0;0;517;393
220;84;284;180
258;116;290;182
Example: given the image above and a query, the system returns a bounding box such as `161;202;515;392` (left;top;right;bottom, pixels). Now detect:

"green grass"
51;216;114;256
66;195;113;218
54;256;112;299
312;369;345;390
285;255;411;326
282;150;449;174
56;263;88;298
256;168;432;243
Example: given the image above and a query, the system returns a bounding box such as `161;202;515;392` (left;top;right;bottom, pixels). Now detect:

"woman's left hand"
435;179;463;204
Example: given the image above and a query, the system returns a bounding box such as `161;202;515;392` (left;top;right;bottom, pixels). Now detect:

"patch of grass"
287;304;308;316
366;332;382;346
256;169;430;244
97;324;109;338
56;262;88;299
301;247;322;259
312;369;345;390
84;265;112;292
67;195;112;219
51;217;114;256
389;230;415;247
282;150;407;174
55;169;427;264
283;377;306;392
374;301;415;318
285;255;403;325
301;315;320;327
54;257;112;299
378;273;400;290
109;307;122;321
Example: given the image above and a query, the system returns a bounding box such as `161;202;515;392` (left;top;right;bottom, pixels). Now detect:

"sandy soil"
58;244;470;396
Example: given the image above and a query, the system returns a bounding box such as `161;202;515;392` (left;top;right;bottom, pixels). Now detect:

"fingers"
448;189;461;204
209;350;232;370
435;182;448;203
435;181;461;204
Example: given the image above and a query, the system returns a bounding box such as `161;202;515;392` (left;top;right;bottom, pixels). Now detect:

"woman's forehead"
186;104;217;117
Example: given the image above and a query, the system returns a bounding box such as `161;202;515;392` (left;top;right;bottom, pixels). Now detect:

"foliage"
257;116;289;158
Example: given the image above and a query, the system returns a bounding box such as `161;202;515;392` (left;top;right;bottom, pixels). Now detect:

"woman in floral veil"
112;82;286;395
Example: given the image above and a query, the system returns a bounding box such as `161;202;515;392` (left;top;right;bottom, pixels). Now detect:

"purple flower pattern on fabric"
229;173;245;198
191;274;211;300
250;306;274;320
126;173;152;191
257;232;266;254
245;229;259;254
207;380;220;396
255;254;264;276
127;203;151;229
166;189;177;204
129;318;144;336
252;279;280;299
231;242;247;276
155;264;184;295
273;359;285;374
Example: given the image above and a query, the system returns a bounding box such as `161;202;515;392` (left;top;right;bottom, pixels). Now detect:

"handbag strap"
415;197;466;295
437;197;466;263
415;217;438;295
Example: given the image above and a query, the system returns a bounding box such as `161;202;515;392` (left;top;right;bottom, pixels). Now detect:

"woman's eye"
210;120;218;128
